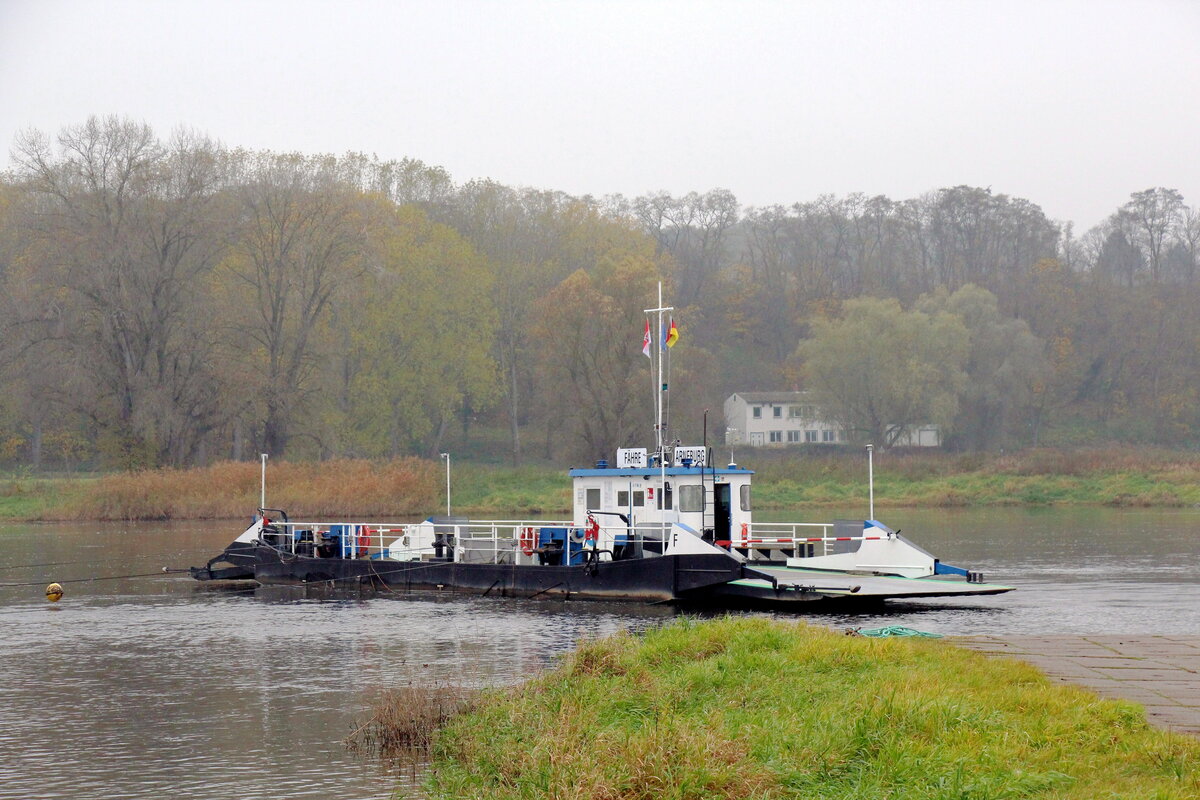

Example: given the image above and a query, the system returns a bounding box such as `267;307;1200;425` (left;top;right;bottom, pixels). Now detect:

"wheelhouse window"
586;488;600;512
678;484;704;512
656;484;673;510
616;489;647;508
739;484;751;511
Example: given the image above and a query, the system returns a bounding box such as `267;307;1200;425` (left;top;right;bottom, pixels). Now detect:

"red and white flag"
642;319;651;358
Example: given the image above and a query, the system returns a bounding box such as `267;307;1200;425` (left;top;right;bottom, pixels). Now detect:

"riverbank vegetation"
0;447;1196;521
347;684;477;761
425;617;1200;799
3;118;1200;477
0;459;438;521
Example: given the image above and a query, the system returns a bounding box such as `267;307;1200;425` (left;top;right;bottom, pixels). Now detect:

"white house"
723;391;941;448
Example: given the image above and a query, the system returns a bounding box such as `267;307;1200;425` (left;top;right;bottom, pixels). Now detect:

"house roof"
730;391;810;403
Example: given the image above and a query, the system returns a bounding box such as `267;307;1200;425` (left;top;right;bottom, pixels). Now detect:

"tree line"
1;116;1197;470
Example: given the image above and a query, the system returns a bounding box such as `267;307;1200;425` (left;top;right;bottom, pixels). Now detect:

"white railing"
733;522;889;559
257;517;886;564
265;520;408;560
259;518;681;565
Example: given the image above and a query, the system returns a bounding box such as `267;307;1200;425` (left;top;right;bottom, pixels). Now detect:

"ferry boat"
192;289;1012;608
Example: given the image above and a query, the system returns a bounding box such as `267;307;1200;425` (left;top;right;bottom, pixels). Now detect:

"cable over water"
0;571;174;587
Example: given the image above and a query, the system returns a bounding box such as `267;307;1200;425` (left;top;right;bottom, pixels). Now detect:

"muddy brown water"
1;506;1198;799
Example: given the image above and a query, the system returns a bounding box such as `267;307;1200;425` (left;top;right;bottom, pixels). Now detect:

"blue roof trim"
568;466;755;477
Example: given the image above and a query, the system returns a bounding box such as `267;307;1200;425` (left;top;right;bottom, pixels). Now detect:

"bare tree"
10;117;228;465
223;152;365;456
1119;188;1184;282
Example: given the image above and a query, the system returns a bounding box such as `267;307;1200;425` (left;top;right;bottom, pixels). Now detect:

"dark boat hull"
189;541;258;581
191;543;1013;608
249;545;746;603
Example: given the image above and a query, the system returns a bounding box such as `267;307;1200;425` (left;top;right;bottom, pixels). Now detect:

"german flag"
664;318;679;348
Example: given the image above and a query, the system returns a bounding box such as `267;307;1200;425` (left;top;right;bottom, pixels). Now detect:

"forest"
1;116;1198;470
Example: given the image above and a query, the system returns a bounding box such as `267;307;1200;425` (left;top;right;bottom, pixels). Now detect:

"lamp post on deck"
439;452;451;516
866;444;874;521
260;453;268;511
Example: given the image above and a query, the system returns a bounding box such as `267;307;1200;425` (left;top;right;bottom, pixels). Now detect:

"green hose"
854;625;943;638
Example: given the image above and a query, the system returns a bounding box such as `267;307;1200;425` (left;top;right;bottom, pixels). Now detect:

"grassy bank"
750;447;1200;509
426;617;1200;799
1;447;1198;521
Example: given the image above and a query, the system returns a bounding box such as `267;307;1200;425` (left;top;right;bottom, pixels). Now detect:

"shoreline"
2;447;1199;522
4;495;1200;523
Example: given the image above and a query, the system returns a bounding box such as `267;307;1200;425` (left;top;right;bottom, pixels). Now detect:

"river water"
1;506;1198;799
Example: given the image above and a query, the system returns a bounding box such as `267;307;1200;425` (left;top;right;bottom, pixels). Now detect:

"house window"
787;430;802;443
788;406;801;418
633;490;644;507
801;405;815;417
739;484;751;511
823;430;835;443
805;430;818;443
679;484;704;512
773;406;782;418
769;431;782;443
752;406;761;419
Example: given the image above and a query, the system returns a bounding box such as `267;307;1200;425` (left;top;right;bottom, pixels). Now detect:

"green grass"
449;464;572;517
426;617;1200;799
0;476;90;521
747;447;1200;510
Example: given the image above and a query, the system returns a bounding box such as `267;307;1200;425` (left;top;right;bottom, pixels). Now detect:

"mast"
644;283;673;520
644;282;673;458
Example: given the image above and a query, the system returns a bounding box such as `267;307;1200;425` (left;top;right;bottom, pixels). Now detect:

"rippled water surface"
1;506;1198;799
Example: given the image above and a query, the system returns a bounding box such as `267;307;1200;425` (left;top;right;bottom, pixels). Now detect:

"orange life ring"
357;525;372;556
584;515;600;543
519;526;536;556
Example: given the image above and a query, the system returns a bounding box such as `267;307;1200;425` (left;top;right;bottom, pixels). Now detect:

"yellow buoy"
45;582;64;602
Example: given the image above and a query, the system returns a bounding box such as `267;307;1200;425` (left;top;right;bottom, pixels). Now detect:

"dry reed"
58;458;440;521
346;684;477;761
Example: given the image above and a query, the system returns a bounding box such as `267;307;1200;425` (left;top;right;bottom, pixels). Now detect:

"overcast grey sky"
2;0;1197;231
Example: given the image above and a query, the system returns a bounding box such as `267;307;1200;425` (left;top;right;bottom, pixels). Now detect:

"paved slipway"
957;636;1200;736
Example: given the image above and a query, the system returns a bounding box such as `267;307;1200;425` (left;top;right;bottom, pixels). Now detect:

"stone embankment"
959;635;1200;735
